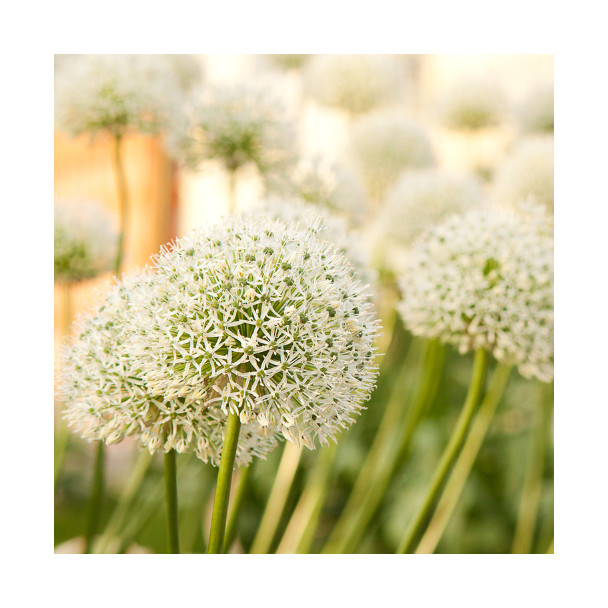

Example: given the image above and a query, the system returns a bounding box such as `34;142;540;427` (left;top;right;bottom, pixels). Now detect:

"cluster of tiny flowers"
493;136;554;213
304;54;398;115
349;112;435;199
266;54;310;70
170;83;295;175
398;206;553;382
57;269;279;467
54;199;118;283
128;216;381;451
380;169;487;246
265;157;367;223
54;54;182;137
250;198;377;291
437;79;507;131
519;84;554;133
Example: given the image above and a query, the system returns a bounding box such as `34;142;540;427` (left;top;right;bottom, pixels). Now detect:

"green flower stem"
84;441;105;554
54;282;72;492
113;133;129;276
164;446;181;554
223;462;254;553
416;363;512;554
208;411;242;553
398;348;489;554
323;339;445;554
227;168;237;214
250;442;303;554
94;449;153;553
546;538;554;554
276;442;338;554
512;380;554;554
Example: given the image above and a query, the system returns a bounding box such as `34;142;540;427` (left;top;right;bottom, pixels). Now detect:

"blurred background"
54;54;553;554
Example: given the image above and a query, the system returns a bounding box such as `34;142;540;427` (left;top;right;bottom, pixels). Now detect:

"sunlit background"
54;54;553;554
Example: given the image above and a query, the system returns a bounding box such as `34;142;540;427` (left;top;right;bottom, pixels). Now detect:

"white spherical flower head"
250;197;377;292
267;54;310;71
54;54;181;137
130;216;381;450
519;84;554;134
493;136;554;213
170;83;296;175
349;112;435;200
304;54;398;115
57;270;278;467
380;169;487;246
398;207;553;382
437;79;507;131
54;199;118;283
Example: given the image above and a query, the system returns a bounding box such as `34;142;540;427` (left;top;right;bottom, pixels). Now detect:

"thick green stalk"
323;339;445;554
398;348;489;554
94;450;153;553
277;443;338;554
416;364;512;554
546;538;554;554
164;447;181;554
250;442;303;554
208;411;242;553
223;463;254;553
512;380;554;554
84;441;105;553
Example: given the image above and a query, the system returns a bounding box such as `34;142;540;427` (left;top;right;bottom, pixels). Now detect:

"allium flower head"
161;54;204;93
267;54;310;70
250;197;377;290
493;136;554;213
171;83;296;175
54;199;118;283
519;84;554;133
304;54;398;115
129;215;381;450
54;54;181;137
380;169;486;246
349;112;435;199
437;79;507;131
57;270;279;467
398;206;554;382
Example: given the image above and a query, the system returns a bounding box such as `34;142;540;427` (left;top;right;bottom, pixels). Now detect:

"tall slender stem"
164;446;181;554
512;380;553;554
227;169;237;214
208;411;242;553
223;463;254;553
251;442;302;554
398;348;489;554
84;441;105;553
324;339;445;554
416;364;512;554
113;134;129;275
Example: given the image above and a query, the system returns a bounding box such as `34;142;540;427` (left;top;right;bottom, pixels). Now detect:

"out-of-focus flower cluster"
54;199;118;283
398;206;554;382
519;84;554;134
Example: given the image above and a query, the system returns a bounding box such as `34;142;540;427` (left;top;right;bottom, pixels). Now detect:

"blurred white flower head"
349;112;435;200
379;169;487;247
54;54;181;137
519;84;554;134
128;215;381;451
170;82;296;175
54;199;118;283
250;197;377;290
266;54;311;70
57;270;279;467
437;79;507;131
304;54;399;115
493;136;554;213
397;206;554;382
161;54;204;94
